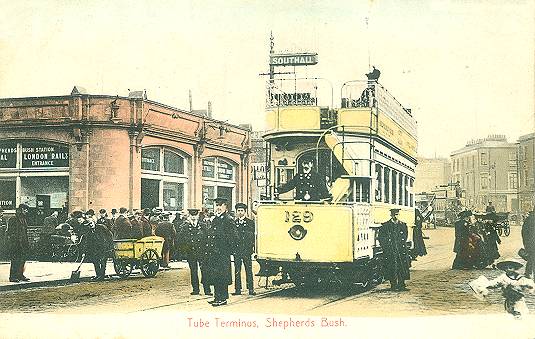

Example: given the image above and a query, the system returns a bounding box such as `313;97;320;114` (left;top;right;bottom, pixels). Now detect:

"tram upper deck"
264;79;417;159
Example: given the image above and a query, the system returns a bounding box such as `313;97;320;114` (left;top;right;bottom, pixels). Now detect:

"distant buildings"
414;157;451;194
518;132;535;213
450;135;519;213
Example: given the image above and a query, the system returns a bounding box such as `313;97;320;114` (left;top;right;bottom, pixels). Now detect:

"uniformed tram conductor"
204;197;238;307
276;156;331;201
377;208;411;291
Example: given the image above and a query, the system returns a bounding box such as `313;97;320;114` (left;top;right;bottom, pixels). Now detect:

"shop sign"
0;180;16;210
22;142;69;168
0;141;17;169
252;163;266;180
217;161;233;180
141;148;160;171
269;53;318;66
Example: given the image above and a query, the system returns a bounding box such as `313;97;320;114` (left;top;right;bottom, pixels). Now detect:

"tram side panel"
256;204;354;263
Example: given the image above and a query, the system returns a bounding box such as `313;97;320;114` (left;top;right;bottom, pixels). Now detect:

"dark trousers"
526;250;535;279
214;283;229;302
188;260;211;293
234;255;254;292
389;270;406;289
10;257;25;279
93;257;107;278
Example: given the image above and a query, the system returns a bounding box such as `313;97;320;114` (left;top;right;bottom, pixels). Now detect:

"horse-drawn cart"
113;236;164;278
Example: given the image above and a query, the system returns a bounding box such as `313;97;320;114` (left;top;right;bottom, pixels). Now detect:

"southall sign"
269;53;318;66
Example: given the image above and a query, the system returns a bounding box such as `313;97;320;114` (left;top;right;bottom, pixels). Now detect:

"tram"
255;72;418;287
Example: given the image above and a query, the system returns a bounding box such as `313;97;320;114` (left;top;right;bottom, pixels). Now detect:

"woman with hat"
452;210;472;269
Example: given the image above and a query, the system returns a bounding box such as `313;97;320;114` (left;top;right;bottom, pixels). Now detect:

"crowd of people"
2;198;256;307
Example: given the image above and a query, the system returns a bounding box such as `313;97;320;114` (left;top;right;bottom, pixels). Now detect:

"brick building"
0;87;251;222
414;157;451;194
517;132;535;213
450;135;518;213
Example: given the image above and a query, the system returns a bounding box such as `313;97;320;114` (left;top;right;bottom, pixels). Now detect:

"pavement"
0;259;189;291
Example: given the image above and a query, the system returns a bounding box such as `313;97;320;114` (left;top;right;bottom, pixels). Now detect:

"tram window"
384;168;390;203
398;174;404;205
409;177;414;207
391;171;397;205
276;167;294;186
375;164;382;202
351;178;370;203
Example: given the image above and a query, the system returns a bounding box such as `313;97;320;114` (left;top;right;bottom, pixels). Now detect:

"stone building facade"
517;132;534;213
0;87;251;221
450;135;518;213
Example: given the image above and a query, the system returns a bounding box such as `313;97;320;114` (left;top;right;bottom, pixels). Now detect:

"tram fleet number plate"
284;210;314;223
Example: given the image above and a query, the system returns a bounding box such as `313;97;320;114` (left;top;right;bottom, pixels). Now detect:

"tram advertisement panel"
21;142;69;168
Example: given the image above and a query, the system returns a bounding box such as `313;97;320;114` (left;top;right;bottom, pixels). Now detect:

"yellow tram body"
257;78;418;286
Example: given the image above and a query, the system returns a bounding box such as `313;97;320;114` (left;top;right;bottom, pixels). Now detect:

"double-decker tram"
256;69;418;287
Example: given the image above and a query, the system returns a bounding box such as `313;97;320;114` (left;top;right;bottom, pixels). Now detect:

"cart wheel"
140;249;160;277
504;225;511;237
497;227;503;237
114;259;133;278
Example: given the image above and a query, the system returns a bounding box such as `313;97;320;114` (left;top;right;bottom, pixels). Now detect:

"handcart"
113;236;164;278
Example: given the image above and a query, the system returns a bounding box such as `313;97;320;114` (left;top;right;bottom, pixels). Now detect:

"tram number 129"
284;210;314;223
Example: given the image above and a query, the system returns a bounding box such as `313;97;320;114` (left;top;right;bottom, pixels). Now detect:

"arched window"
141;147;188;211
202;157;236;211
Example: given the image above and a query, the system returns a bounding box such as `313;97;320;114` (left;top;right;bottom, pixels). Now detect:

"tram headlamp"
288;224;307;241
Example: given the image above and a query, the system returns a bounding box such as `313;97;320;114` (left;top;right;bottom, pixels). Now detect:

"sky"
0;0;533;157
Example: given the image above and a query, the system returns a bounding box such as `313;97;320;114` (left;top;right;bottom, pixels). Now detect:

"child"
470;260;534;318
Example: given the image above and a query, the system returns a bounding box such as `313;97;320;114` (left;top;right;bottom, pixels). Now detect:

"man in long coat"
179;208;212;295
155;212;176;268
412;209;427;258
522;208;535;279
114;207;133;239
377;208;410;291
6;204;30;282
204;197;237;306
83;216;114;280
452;210;472;269
232;202;256;296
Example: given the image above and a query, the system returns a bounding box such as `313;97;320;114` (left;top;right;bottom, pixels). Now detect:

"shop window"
164;150;184;174
375;164;382;202
141;148;161;171
141;146;188;211
0;140;69;215
202;157;236;211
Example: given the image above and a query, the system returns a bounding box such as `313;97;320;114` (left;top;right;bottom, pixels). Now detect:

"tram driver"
275;156;331;202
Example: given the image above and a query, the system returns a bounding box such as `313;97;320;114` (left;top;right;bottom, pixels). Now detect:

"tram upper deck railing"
264;79;417;139
341;80;417;138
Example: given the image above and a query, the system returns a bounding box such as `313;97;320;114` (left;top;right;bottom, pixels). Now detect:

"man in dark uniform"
232;202;256;296
377;208;410;291
179;208;212;295
97;209;113;232
204;197;237;307
452;210;472;269
141;208;153;237
276;156;331;201
6;204;30;282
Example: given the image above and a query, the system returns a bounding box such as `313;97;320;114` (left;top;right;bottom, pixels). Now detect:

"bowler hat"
72;210;84;218
111;208;118;214
188;208;200;216
496;260;523;271
235;202;247;210
18;203;30;211
390;208;400;215
458;210;472;218
213;197;228;205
